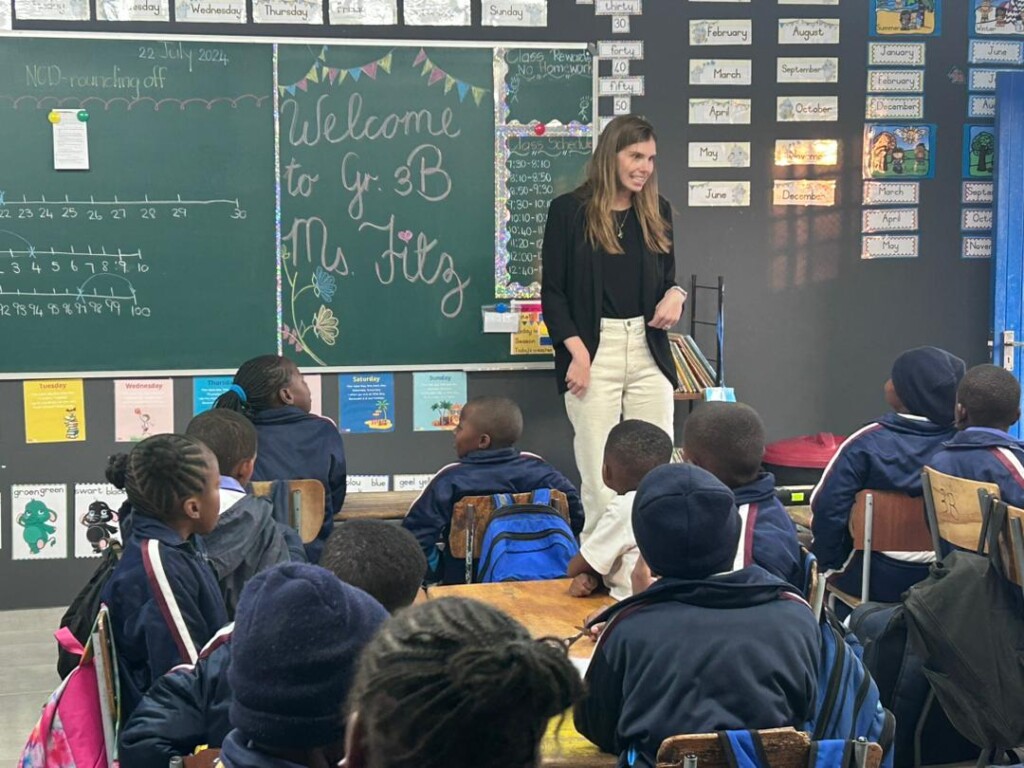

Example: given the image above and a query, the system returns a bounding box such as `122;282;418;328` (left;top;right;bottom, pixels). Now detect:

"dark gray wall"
0;2;990;608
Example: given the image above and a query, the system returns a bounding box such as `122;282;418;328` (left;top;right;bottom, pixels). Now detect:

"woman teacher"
541;115;685;534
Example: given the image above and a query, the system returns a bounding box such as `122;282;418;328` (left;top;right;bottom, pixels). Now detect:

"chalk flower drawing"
312;306;339;346
312;266;337;303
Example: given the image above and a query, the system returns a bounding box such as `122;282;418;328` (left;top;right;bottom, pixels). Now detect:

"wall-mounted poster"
963;125;997;179
871;0;941;36
971;0;1024;36
863;124;936;179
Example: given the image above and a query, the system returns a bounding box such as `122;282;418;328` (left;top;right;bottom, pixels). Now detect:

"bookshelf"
671;275;724;401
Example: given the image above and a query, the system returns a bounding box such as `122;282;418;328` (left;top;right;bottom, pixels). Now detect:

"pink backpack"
20;606;119;768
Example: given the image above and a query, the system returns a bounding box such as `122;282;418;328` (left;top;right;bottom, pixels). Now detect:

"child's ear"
478;432;492;449
233;457;256;485
954;402;968;429
279;384;295;406
182;497;202;522
601;461;613;488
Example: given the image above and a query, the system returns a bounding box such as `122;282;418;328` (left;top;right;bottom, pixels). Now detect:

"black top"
601;208;644;319
540;191;680;395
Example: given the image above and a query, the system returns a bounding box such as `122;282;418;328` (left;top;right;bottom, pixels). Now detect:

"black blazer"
540;191;680;395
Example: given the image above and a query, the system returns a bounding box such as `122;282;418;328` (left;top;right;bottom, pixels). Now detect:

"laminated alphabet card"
871;0;941;36
690;19;752;46
863;124;935;179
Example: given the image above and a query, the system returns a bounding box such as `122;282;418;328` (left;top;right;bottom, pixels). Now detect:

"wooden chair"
449;490;570;583
920;466;999;555
251;479;324;544
656;727;882;768
994;500;1024;596
800;547;826;620
184;748;221;768
335;490;418;522
827;490;931;610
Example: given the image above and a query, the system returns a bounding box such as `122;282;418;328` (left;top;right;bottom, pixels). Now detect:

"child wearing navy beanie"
219;562;388;767
811;345;966;604
575;464;819;768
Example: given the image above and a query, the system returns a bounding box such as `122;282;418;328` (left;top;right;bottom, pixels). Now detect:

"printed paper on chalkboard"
73;483;125;559
689;98;751;125
688;181;751;207
863;180;920;205
114;379;174;443
12;484;67;561
772;180;836;206
413;371;466;431
777;96;839;122
777;57;838;83
594;0;640;13
867;69;925;93
862;207;919;232
14;0;88;19
962;180;994;203
97;0;168;20
971;0;1024;37
969;39;1024;64
968;94;997;118
482;0;546;26
778;18;841;45
871;0;941;36
689;142;751;168
690;19;752;45
193;376;232;416
329;0;396;24
863;124;935;179
0;0;10;28
690;59;752;86
51;110;89;171
404;0;469;25
865;95;925;120
969;68;1012;92
774;139;838;166
597;40;643;59
962;236;993;259
963;125;996;179
175;0;246;23
862;234;919;259
340;373;395;433
962;208;994;231
24;379;86;444
254;0;321;24
868;42;926;66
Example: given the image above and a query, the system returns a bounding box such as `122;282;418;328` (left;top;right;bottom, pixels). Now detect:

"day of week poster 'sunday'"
412;371;467;432
482;0;546;27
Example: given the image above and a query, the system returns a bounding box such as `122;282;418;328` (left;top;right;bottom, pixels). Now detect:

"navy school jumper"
929;427;1024;510
401;446;584;584
732;471;804;589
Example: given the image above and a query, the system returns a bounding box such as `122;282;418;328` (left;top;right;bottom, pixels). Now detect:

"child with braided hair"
215;354;346;563
343;597;584;768
101;433;228;722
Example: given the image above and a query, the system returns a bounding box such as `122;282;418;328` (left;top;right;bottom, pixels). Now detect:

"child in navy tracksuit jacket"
101;434;228;723
683;402;804;589
575;464;819;768
930;364;1024;511
811;346;966;602
118;523;424;768
215;355;346;563
402;396;584;584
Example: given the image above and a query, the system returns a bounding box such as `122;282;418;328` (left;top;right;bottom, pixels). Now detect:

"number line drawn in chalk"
0;286;138;302
1;247;142;259
1;194;240;207
75;274;137;304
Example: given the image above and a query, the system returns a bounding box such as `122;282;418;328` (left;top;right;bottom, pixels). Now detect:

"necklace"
614;209;629;240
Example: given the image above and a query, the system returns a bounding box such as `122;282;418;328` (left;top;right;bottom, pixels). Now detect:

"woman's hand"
565;346;591;397
649;288;686;331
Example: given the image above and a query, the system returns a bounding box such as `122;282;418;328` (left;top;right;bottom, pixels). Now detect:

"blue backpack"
806;609;895;768
712;730;875;768
475;489;579;583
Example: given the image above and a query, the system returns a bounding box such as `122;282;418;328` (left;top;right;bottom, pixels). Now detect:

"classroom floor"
0;607;63;763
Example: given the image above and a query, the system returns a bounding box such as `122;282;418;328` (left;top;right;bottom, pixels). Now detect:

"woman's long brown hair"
580;115;672;255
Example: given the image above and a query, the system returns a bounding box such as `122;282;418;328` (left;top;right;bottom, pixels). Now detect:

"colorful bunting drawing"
279;46;395;96
413;48;488;105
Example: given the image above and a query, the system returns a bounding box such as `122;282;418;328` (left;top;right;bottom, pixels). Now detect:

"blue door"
993;72;1024;437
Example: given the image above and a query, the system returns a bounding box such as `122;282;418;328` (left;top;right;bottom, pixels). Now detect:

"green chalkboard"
279;44;552;368
502;48;593;125
497;134;591;298
0;37;276;374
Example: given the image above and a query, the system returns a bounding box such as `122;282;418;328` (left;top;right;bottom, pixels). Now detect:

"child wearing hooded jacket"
810;345;966;602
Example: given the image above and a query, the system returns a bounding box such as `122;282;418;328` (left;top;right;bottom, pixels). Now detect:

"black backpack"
56;540;122;679
903;501;1024;751
849;601;977;768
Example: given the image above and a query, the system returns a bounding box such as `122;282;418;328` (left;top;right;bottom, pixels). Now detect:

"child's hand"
569;573;599;597
631;555;656;594
583;605;608;639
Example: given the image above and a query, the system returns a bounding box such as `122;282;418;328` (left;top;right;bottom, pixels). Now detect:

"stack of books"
669;333;716;396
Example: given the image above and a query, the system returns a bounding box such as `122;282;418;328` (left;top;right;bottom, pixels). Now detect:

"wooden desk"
426;578;614;660
428;578;617;768
335;490;417;522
